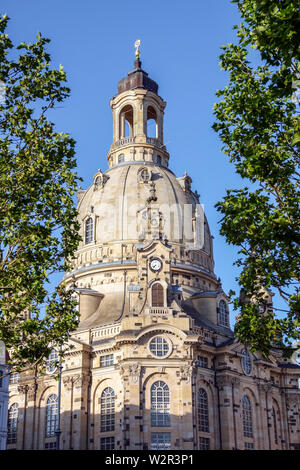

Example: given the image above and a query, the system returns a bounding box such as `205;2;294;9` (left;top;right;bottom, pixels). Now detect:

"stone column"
25;382;38;450
119;363;142;450
71;374;90;450
257;383;272;450
62;375;75;450
285;392;300;450
16;384;28;449
137;95;146;140
120;113;125;139
231;378;240;450
178;365;194;450
216;375;236;450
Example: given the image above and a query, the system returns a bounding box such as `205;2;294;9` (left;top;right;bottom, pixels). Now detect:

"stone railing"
145;307;172;316
91;323;121;341
115;137;135;147
146;137;161;146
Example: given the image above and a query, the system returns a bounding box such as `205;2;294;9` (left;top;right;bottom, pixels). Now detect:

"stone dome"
64;60;224;331
76;161;214;263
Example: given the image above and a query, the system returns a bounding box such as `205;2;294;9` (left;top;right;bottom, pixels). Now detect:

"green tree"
212;0;300;356
0;15;81;371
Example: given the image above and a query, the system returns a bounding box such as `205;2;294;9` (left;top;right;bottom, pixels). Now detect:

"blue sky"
1;0;287;325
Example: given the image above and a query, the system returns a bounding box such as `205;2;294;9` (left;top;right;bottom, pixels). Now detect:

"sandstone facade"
7;57;300;451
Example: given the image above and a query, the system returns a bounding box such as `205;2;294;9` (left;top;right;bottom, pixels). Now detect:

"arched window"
7;403;18;444
218;300;228;327
45;394;58;437
118;154;125;164
85;217;93;244
147;106;157;138
242;395;253;438
152;283;164;307
119;105;133;138
197;389;209;432
95;175;102;188
100;387;115;432
151;381;170;427
156;155;161;165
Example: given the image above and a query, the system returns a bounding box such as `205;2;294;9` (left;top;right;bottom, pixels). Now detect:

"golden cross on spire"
134;39;141;59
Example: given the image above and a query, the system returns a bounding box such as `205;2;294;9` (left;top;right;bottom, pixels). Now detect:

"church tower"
7;45;300;451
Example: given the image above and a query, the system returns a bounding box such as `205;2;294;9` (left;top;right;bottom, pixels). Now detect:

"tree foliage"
213;0;300;356
0;15;81;370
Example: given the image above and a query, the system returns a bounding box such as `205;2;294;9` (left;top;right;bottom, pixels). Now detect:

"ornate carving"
17;384;29;395
129;363;141;383
197;372;215;386
179;365;193;383
216;375;240;389
73;374;90;390
119;363;141;384
17;383;35;403
63;375;74;391
27;383;38;401
257;383;273;393
286;393;300;407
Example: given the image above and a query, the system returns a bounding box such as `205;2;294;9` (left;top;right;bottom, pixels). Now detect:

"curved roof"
77;162;213;258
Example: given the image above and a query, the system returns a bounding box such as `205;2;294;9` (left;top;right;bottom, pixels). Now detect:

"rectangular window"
45;442;57;450
197;356;208;368
151;411;171;427
100;437;115;450
199;437;210;450
100;413;115;432
100;354;114;367
9;372;20;384
244;442;254;450
151;432;171;450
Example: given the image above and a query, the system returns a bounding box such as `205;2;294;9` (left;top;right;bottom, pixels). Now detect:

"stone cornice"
64;260;137;280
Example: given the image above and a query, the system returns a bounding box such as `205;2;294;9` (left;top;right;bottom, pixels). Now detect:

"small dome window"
141;169;149;181
85;217;94;244
118;154;125;164
156;155;162;165
218;300;229;327
138;167;151;183
95;175;102;187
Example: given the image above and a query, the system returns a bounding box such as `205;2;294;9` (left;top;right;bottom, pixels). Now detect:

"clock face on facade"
149;258;162;272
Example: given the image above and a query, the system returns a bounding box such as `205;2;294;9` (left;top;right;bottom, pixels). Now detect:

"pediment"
136;239;173;255
136;323;187;341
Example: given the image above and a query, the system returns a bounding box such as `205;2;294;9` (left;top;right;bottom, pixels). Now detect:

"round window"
149;336;170;358
241;350;252;375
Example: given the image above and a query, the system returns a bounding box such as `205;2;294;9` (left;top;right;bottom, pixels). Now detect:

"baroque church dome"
8;48;300;453
65;56;227;333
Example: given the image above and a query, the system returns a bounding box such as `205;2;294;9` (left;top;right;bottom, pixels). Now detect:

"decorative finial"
134;39;141;59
